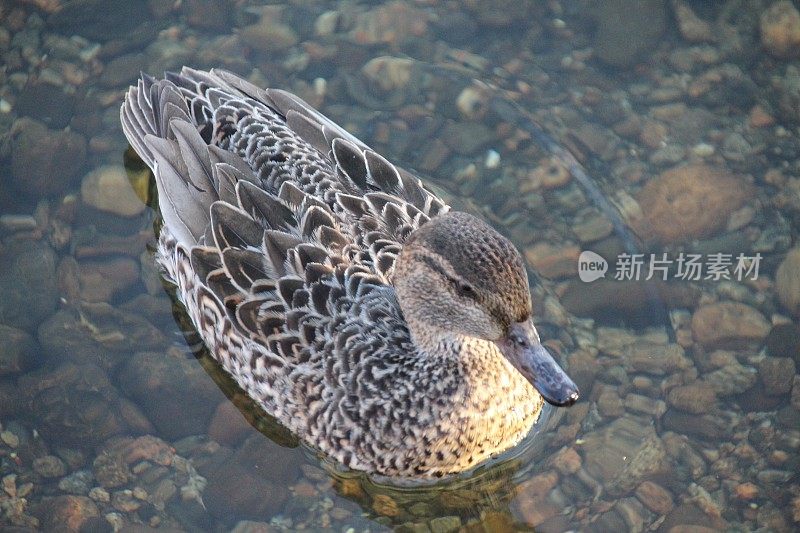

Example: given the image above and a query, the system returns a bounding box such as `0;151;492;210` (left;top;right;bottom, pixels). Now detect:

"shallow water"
1;0;799;531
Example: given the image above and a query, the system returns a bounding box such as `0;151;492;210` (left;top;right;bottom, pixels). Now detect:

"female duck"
121;68;578;478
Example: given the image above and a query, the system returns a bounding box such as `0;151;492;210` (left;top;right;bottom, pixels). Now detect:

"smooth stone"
99;53;148;88
549;447;582;474
16;79;77;129
238;15;298;52
37;302;165;370
702;354;757;396
635;480;674;515
511;471;561;527
207;400;253;448
464;0;531;26
625;393;667;417
776;404;800;428
0;240;58;331
527;157;572;191
735;385;785;412
596;327;667;354
722;132;751;162
561;278;700;327
761;0;800;58
33;455;67;478
636;164;751;244
429;516;461;533
581;418;668;497
662;409;728;440
567;349;600;395
440;121;496;156
660;502;727;532
593;0;667;67
765;323;800;364
48;0;149;41
81;165;147;217
758;357;796;396
77;257;140;302
33;495;99;532
18;363;137;447
649;144;687;166
622;342;692;375
691;302;770;350
597;388;625;417
585;508;627;533
119;293;175;326
776;247;800;316
58;470;94;495
0;324;38;376
572;210;613;243
524;243;581;279
229;521;274;533
673;0;714;42
662;432;707;478
0;214;38;232
199;436;295;520
667;384;717;414
349;1;429;44
0;380;21;418
183;0;233;31
361;56;415;92
431;8;476;44
118;351;226;440
144;39;195;75
11;118;87;197
574;122;620;160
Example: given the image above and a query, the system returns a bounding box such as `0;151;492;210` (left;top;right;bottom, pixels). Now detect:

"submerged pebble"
33;455;67;478
10;118;87;198
636;164;751;244
691;302;771;350
80;165;147;217
581;417;668;497
761;0;800;58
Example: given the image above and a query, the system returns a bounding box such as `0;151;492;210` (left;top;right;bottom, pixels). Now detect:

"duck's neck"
407;319;500;366
406;317;458;358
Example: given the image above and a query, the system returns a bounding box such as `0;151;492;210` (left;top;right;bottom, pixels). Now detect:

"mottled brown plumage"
120;67;578;478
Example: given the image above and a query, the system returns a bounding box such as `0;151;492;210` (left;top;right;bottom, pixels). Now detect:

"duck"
120;67;579;478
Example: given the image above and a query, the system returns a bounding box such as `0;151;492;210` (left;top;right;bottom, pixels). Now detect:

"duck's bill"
498;320;580;407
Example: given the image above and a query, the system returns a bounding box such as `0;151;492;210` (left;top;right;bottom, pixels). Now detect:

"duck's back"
120;68;461;474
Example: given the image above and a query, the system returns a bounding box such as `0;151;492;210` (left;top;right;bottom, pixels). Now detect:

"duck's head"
393;211;579;407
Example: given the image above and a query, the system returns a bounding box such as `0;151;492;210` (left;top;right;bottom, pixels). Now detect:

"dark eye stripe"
420;255;451;280
418;255;480;301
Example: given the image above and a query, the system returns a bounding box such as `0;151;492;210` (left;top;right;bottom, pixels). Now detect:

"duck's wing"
120;69;436;368
122;67;449;279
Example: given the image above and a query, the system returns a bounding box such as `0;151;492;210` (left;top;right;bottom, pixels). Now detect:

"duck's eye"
455;281;475;297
